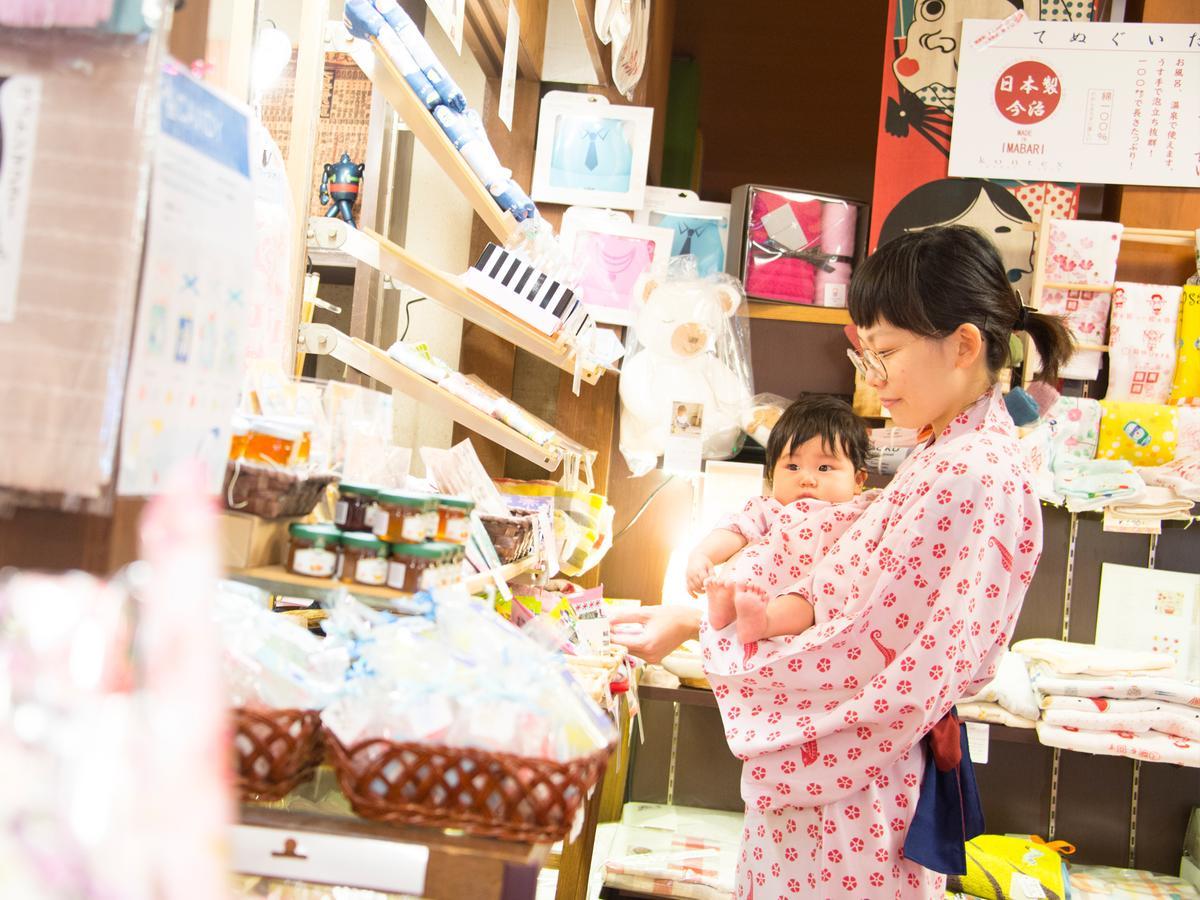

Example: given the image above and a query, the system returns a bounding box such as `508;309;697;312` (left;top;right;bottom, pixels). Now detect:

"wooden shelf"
306;217;603;384
229;556;536;609
748;301;851;325
298;323;594;473
342;31;517;245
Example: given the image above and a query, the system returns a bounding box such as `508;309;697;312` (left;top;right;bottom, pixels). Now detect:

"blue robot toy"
320;152;366;227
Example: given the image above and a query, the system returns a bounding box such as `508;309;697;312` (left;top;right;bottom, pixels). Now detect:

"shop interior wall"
598;3;888;604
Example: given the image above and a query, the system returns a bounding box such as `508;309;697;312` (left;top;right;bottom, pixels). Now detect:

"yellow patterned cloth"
1097;400;1179;467
947;835;1070;900
1170;285;1200;406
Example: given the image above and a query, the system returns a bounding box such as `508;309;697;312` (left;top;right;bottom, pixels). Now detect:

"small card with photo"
663;400;704;474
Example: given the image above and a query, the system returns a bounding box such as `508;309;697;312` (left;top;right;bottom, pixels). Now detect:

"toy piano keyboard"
464;243;592;346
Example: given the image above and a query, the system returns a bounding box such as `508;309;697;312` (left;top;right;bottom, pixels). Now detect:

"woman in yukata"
612;225;1073;899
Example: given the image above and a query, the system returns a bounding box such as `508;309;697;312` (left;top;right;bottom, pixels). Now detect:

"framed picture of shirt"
560;207;673;326
531;91;654;210
634;187;732;279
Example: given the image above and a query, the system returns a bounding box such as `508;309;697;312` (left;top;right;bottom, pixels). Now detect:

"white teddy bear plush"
618;273;752;476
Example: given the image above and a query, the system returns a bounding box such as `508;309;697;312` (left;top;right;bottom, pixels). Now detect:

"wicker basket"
233;707;325;801
326;733;611;842
223;460;338;520
479;512;535;563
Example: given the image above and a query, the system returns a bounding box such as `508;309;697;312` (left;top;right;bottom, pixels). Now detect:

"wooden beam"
570;0;610;86
465;0;549;81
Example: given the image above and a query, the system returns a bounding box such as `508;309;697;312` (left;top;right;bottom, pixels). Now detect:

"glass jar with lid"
386;542;444;593
339;532;390;586
374;490;433;544
245;418;302;467
335;482;379;532
287;524;342;578
434;495;475;544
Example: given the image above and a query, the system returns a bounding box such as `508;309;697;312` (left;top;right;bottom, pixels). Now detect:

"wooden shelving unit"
306;217;603;384
342;31;517;245
297;322;594;473
748;301;851;325
230;555;536;608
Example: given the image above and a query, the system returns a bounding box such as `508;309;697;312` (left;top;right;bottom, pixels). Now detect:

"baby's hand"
685;553;714;597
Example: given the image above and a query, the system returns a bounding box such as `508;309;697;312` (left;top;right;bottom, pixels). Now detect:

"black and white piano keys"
464;243;592;343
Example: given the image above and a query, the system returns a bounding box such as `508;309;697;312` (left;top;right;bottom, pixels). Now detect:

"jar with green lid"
335;483;379;532
387;542;445;593
434;495;475;544
339;532;390;586
287;524;342;578
373;490;433;544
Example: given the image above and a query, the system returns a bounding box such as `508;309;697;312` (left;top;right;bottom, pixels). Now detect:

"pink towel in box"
744;190;823;304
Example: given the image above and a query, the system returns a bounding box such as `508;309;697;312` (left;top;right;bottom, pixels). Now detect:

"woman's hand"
685;552;714;597
610;605;702;664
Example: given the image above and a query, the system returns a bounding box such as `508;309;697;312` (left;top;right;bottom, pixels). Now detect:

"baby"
687;395;876;645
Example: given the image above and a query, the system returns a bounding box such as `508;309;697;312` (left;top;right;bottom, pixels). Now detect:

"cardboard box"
219;511;298;570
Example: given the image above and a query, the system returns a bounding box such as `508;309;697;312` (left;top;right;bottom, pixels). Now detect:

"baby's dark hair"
849;225;1074;383
765;394;870;483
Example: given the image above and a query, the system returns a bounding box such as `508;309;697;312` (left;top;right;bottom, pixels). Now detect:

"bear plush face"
632;276;741;361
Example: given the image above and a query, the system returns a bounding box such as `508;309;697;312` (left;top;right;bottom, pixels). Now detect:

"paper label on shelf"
499;0;519;130
355;556;389;586
425;0;465;55
0;73;40;323
1102;510;1162;535
293;548;337;578
386;561;408;590
966;721;990;765
232;825;428;895
822;283;847;307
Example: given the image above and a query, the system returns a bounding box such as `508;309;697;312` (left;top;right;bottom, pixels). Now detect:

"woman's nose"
865;371;887;390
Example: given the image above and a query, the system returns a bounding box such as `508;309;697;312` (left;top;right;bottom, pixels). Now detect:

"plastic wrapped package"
741;392;790;447
0;10;170;509
618;264;754;475
868;426;922;476
319;593;616;762
730;185;867;308
371;0;467;111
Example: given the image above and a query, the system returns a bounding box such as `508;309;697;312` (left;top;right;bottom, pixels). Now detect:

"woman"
612;225;1072;898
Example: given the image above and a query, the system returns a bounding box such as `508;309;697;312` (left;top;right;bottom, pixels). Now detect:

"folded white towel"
1028;663;1200;707
960;650;1041;720
1013;638;1176;676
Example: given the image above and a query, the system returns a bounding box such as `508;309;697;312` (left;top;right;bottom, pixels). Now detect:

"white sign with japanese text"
949;20;1200;188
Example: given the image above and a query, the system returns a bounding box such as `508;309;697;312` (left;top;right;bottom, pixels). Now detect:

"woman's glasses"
845;339;919;384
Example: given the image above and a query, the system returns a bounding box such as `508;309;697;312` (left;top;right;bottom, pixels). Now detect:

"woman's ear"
855;470;868;490
953;323;985;370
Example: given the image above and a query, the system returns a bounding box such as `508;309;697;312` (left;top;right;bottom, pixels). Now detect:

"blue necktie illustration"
583;128;606;171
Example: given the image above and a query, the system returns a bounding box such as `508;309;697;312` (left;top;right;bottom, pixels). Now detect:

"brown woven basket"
233;707;325;801
479;513;535;563
326;732;611;842
223;461;338;520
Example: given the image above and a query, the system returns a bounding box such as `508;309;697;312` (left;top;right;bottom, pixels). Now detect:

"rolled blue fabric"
344;0;440;108
1004;387;1041;426
491;180;538;222
373;0;468;111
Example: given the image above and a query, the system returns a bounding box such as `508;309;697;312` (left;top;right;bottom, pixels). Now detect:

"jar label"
373;512;390;537
355;556;388;585
293;548;336;578
334;499;349;526
401;516;426;542
445;517;470;543
386;561;408;590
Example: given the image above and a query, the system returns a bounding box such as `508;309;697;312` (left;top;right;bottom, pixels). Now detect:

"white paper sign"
1097;562;1200;681
118;68;254;496
498;1;519;130
425;0;465;55
966;721;990;765
950;20;1200;188
0;73;40;323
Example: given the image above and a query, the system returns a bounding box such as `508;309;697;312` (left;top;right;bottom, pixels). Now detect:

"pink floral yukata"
701;387;1042;899
715;491;879;604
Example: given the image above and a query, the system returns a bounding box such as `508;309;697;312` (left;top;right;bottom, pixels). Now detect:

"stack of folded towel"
958;650;1041;728
1013;639;1200;767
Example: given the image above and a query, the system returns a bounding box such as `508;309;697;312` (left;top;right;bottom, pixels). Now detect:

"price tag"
1010;872;1047;898
966;721;990;765
1102;510;1162;534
